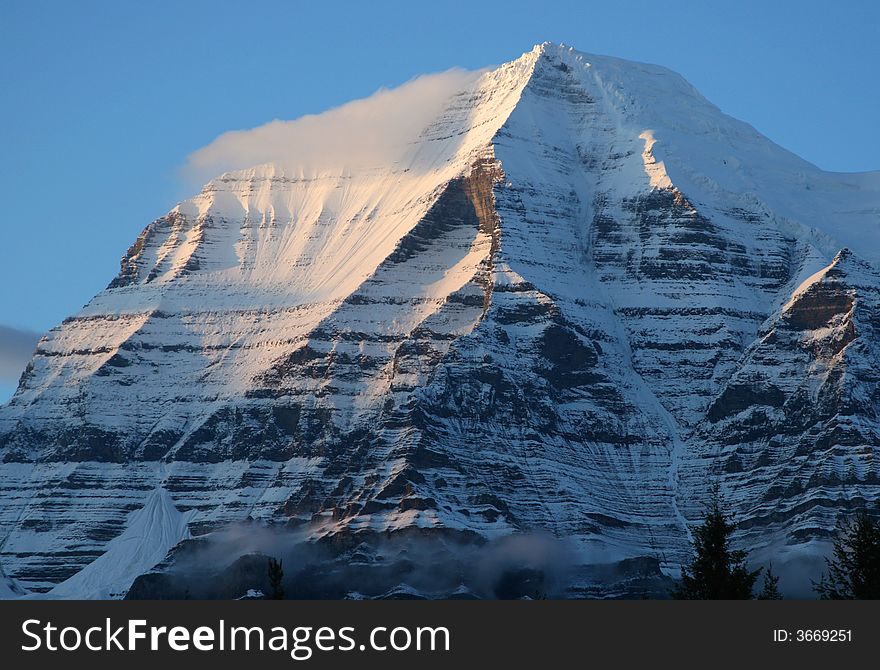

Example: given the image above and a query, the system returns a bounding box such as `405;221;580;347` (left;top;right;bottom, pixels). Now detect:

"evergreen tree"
758;564;782;600
814;510;880;599
672;491;760;599
268;557;285;600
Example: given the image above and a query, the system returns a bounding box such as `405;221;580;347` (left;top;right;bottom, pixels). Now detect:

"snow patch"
44;487;194;599
639;130;673;190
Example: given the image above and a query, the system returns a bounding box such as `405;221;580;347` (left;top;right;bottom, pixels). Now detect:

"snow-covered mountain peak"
168;43;879;271
2;44;879;598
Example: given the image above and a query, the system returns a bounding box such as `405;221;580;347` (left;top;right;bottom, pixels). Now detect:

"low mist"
127;523;576;600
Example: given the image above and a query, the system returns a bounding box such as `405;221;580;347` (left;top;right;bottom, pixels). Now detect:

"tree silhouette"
814;510;880;599
758;564;782;600
268;557;285;600
673;490;760;599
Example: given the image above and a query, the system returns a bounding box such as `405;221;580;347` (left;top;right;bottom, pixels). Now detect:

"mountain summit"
2;44;879;598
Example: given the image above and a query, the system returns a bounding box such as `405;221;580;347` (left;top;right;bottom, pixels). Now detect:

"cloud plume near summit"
184;68;482;183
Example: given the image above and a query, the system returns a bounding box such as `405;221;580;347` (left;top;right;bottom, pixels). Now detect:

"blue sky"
0;0;878;399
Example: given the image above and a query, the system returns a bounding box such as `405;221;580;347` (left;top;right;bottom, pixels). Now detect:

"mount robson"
2;43;880;600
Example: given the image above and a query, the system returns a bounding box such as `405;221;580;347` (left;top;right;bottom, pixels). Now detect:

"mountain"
2;43;879;598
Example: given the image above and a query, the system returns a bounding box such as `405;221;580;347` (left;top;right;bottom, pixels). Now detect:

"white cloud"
184;68;483;183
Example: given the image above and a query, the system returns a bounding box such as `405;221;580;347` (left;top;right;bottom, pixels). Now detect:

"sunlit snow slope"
2;44;879;597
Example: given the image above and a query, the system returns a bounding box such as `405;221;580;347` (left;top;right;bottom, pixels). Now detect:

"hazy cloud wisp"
184;68;483;185
0;325;41;383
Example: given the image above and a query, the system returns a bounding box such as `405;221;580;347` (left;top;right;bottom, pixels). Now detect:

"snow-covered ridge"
1;43;879;598
41;487;194;600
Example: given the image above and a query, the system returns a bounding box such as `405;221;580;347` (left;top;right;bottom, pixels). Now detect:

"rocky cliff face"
2;44;879;597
